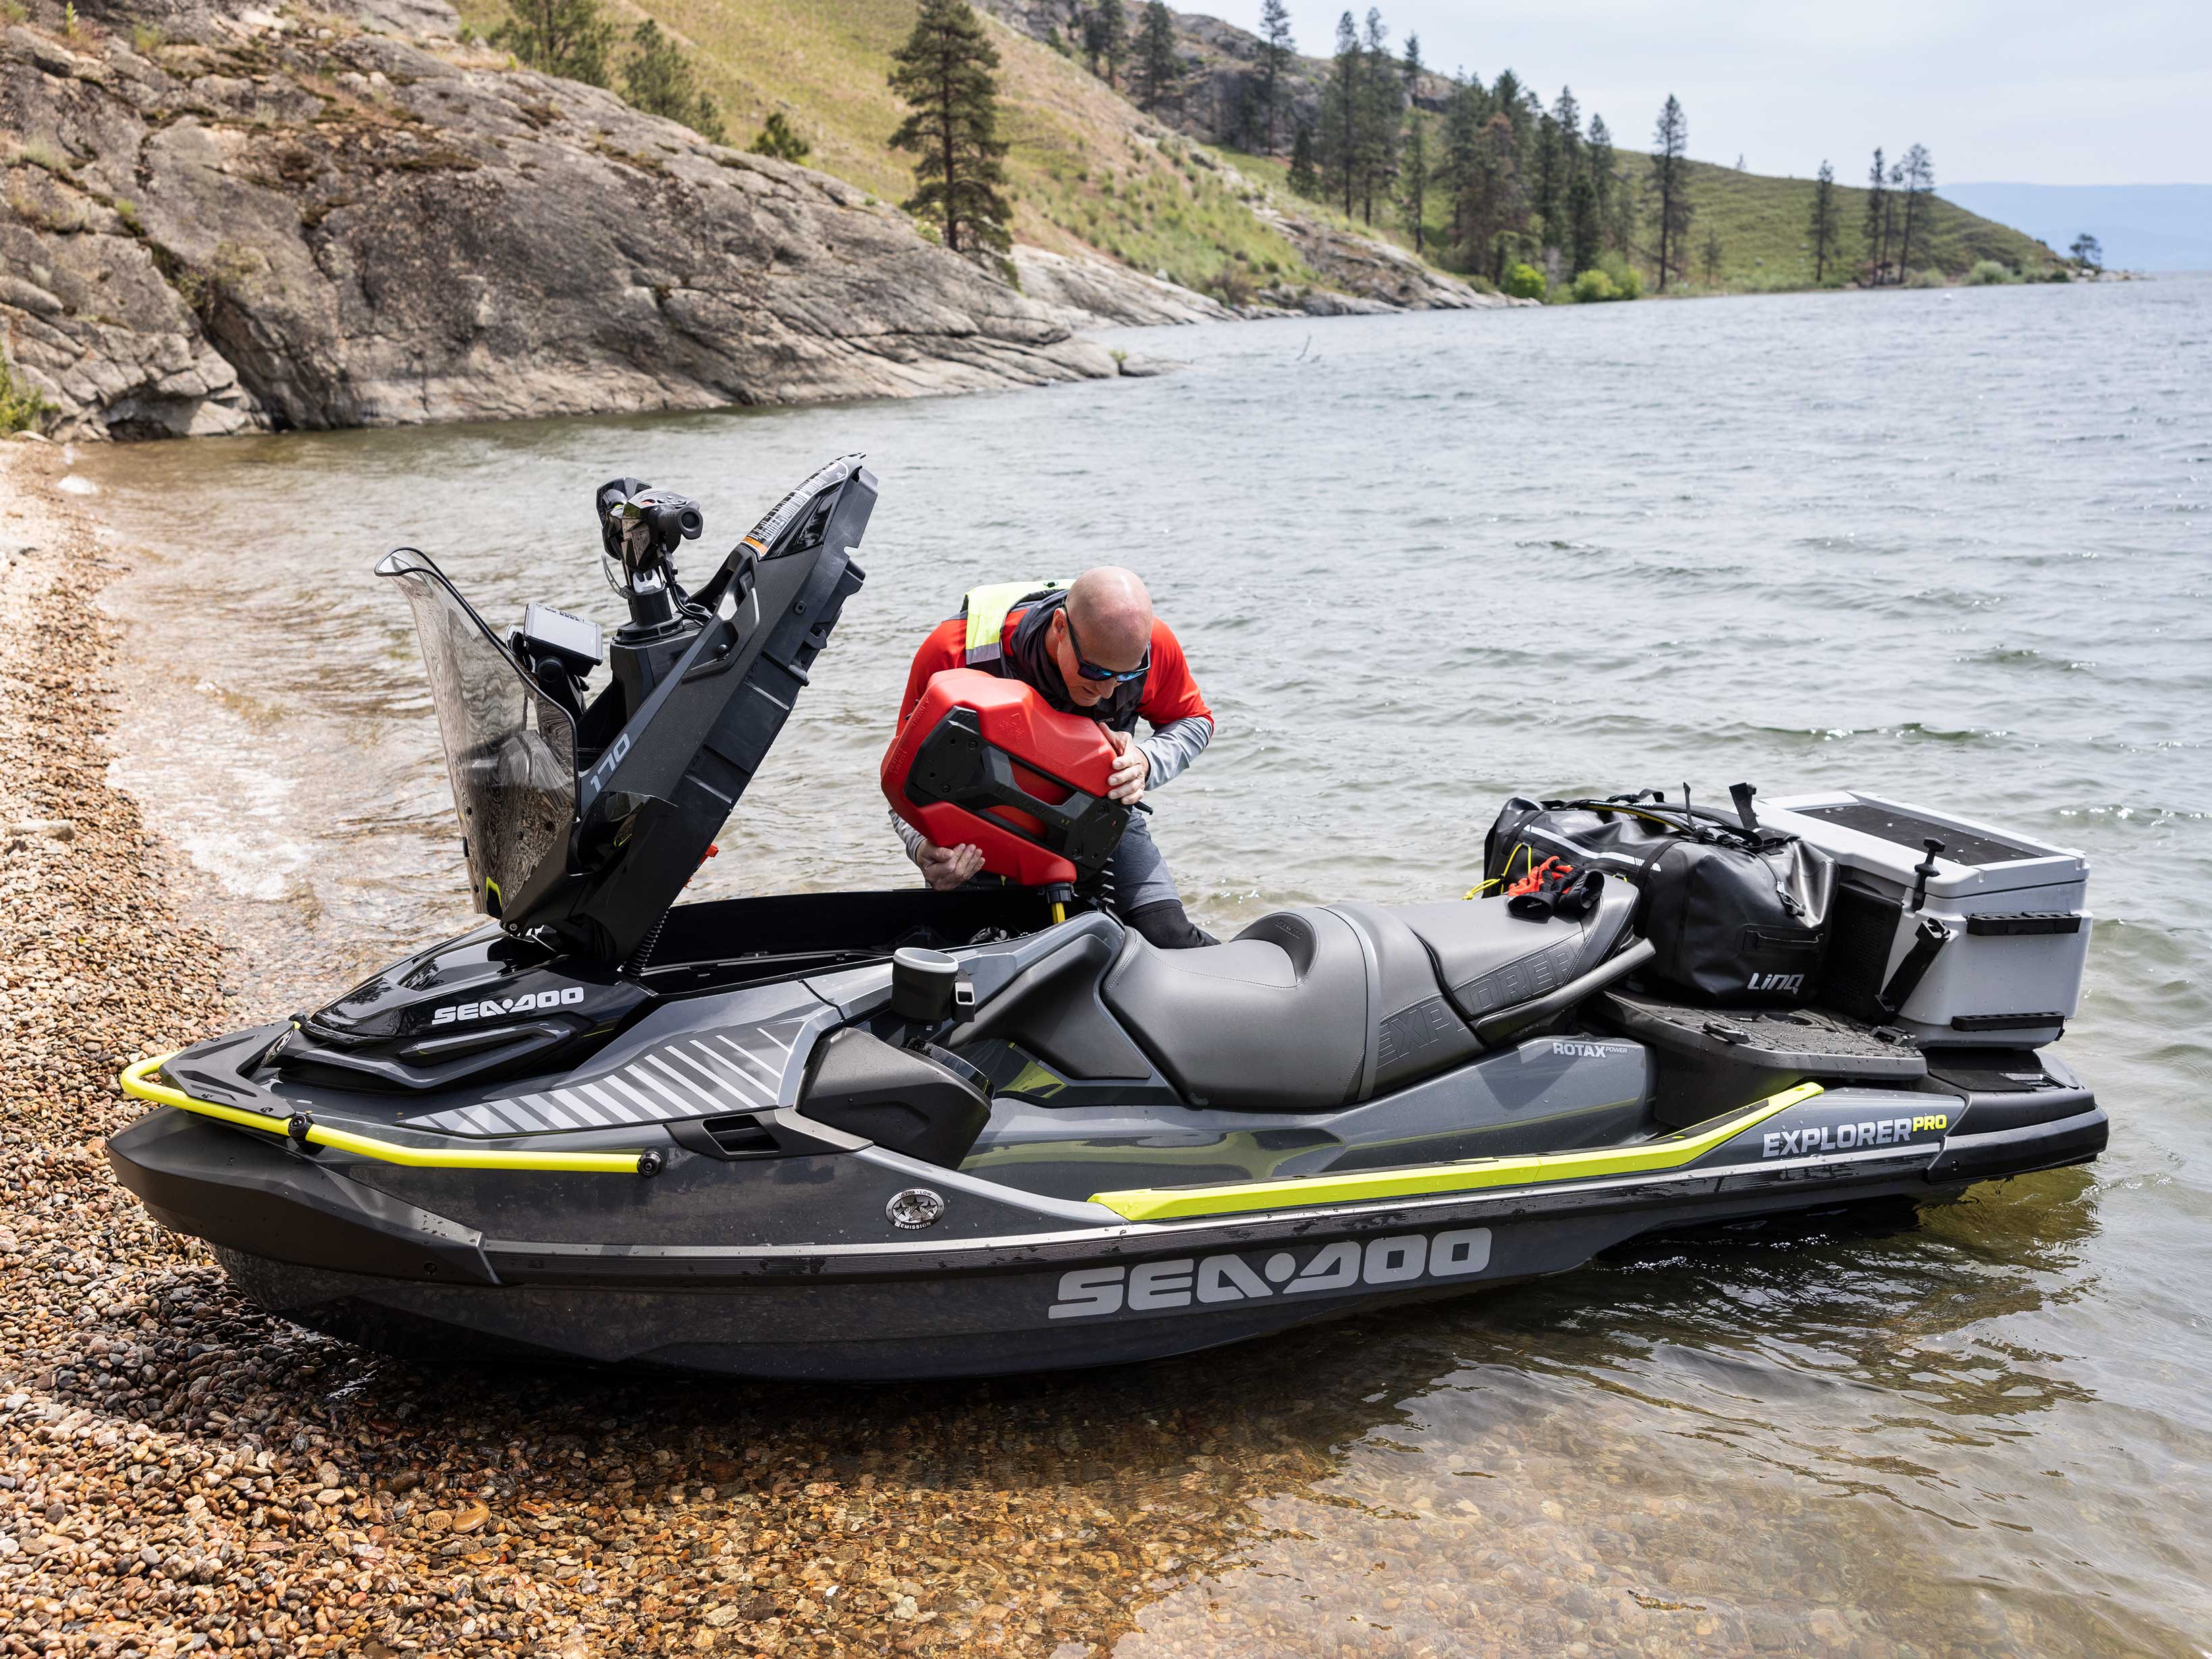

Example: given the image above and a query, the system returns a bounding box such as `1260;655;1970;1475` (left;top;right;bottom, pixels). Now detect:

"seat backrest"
1326;903;1486;1095
1389;879;1638;1025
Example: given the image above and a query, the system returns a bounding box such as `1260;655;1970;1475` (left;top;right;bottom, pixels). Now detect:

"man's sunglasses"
1062;609;1150;684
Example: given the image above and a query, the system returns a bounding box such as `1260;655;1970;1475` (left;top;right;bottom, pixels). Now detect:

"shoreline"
0;434;1289;1659
24;263;2138;452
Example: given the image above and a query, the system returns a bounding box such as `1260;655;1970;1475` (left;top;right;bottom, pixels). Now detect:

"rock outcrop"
978;1;1458;163
1256;202;1504;312
1;0;1116;440
1009;245;1232;327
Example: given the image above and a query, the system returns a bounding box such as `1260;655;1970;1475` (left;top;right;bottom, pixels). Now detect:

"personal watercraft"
107;457;2109;1380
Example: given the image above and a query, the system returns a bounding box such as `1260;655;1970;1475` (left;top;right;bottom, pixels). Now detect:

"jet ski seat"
1100;883;1638;1110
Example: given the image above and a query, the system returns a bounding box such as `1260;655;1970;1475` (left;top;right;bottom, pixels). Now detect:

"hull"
110;1091;2104;1380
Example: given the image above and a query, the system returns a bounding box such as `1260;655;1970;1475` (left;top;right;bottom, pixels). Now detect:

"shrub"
623;20;723;142
1596;251;1642;300
749;111;809;163
1967;259;2016;285
491;0;614;88
1906;267;1944;289
1571;267;1618;303
1210;264;1253;307
0;352;55;436
1503;262;1546;300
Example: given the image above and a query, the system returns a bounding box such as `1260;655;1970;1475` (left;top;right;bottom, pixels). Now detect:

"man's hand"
919;840;984;892
1104;728;1149;805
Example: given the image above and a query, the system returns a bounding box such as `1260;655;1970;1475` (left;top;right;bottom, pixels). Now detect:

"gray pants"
1102;813;1181;914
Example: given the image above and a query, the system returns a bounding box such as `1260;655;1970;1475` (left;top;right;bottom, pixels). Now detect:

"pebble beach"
0;442;1270;1659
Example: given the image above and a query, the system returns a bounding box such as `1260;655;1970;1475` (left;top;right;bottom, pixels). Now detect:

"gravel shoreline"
0;441;1304;1659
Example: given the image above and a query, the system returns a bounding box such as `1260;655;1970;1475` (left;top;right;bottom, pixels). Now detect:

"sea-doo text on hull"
107;459;2107;1380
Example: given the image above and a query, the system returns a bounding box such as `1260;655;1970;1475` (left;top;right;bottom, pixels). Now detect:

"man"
892;568;1216;949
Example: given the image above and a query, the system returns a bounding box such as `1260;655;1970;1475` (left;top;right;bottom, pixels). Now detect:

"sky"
1278;0;2212;186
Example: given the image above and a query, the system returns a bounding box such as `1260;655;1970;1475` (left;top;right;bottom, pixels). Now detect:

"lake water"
82;274;2212;1654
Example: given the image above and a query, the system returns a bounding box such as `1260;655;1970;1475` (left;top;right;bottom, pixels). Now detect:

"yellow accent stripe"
1089;1083;1826;1221
119;1055;649;1174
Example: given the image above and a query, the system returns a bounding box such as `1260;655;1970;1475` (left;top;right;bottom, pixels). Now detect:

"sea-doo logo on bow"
1047;1228;1492;1321
1748;971;1805;995
431;986;587;1025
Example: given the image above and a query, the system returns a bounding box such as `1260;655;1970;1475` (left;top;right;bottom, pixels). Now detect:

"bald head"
1064;567;1153;671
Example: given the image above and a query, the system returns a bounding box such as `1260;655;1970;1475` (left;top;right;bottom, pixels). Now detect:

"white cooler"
1755;791;2091;1049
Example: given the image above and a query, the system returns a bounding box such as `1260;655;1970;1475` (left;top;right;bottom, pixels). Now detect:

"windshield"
377;549;577;919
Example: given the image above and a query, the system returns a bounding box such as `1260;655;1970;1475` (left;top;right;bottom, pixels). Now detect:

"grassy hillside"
449;0;1318;298
452;0;2057;299
1667;160;2056;290
1221;146;2053;291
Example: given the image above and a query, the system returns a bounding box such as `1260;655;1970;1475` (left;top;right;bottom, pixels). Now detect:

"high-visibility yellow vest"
961;580;1066;666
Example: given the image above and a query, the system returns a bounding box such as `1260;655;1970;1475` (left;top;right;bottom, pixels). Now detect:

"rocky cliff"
1;0;1121;440
977;0;1457;157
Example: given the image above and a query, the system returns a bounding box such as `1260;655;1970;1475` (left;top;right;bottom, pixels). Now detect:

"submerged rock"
0;0;1115;440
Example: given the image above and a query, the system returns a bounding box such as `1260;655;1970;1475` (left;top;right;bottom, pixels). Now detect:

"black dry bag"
1484;793;1836;1006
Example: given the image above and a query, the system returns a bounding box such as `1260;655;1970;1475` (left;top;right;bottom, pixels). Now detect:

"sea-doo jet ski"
107;457;2109;1380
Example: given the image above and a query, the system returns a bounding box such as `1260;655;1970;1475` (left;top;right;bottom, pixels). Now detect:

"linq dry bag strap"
1480;790;1837;1006
1483;793;1739;888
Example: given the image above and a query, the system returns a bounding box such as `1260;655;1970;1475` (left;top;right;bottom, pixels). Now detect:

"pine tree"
622;20;723;141
1492;68;1523;136
1896;142;1933;278
1533;111;1563;256
1586;113;1619;250
1700;225;1723;286
1083;0;1128;88
2069;231;2103;271
1353;8;1398;225
1565;171;1598;275
750;110;810;163
1456;111;1523;281
1649;93;1690;292
1808;159;1838;282
1864;148;1888;283
1553;86;1581;159
1323;10;1359;217
1135;1;1179;110
1885;156;1904;278
1287;123;1319;197
491;0;613;87
888;0;1013;254
1257;0;1295;153
1440;72;1481;250
1398;32;1427;254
